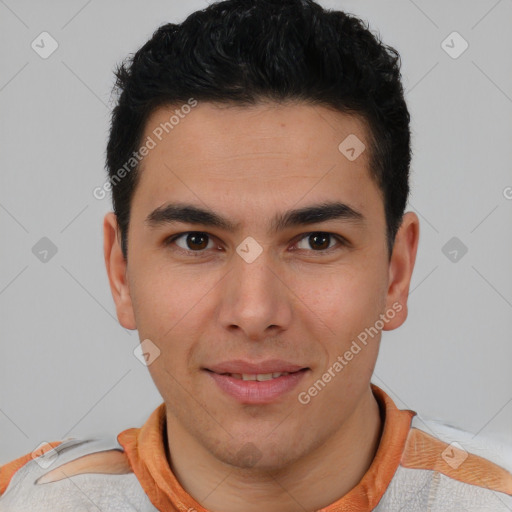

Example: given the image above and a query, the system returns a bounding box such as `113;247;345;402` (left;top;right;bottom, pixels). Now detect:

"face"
104;102;419;470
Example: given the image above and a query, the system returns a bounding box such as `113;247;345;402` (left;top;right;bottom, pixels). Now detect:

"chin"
213;438;302;472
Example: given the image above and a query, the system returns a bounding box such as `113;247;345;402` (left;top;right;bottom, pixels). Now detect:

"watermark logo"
134;339;161;366
236;237;264;264
338;134;366;162
93;98;198;200
235;442;263;467
442;236;468;263
32;237;58;263
441;441;468;469
31;32;59;59
441;31;469;60
31;442;59;469
298;301;402;405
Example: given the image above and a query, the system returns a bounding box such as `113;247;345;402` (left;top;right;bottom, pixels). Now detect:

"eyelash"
163;231;348;257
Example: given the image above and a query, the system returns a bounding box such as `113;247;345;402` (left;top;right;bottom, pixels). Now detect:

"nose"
217;247;293;341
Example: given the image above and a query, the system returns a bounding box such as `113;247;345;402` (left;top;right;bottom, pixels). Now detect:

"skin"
104;101;419;512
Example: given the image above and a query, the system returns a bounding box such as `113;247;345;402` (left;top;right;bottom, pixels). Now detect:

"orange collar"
118;384;415;512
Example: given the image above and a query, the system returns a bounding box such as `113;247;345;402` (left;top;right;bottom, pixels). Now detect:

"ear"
383;211;420;330
103;212;137;330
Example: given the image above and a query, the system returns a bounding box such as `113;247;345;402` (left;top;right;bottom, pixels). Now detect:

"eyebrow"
145;201;365;234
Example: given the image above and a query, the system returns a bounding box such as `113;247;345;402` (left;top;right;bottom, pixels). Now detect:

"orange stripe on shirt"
401;428;512;496
318;385;415;511
118;405;206;512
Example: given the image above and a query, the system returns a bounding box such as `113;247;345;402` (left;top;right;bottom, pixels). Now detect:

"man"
1;0;511;510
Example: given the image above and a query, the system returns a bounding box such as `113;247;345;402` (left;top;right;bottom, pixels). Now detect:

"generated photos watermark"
93;98;198;200
298;301;403;405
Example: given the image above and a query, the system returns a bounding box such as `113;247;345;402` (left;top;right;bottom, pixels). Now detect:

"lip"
205;359;308;375
205;366;309;405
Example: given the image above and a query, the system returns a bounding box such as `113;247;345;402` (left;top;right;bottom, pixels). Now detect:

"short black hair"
106;0;411;260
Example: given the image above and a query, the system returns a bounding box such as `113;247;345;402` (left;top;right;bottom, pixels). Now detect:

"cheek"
298;264;384;324
295;266;387;363
131;272;201;402
129;255;208;335
128;261;216;380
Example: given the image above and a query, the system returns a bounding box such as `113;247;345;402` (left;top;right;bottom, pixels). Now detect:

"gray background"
1;0;511;464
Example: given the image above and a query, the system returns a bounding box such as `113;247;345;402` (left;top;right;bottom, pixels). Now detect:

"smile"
205;368;309;404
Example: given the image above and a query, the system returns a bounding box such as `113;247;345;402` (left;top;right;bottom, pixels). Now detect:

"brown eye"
309;233;330;250
184;232;209;250
295;232;342;252
167;232;214;252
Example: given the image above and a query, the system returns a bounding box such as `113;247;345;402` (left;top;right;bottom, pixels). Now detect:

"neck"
165;387;383;512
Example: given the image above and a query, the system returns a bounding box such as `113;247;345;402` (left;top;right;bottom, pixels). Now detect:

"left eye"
295;232;343;252
170;232;216;253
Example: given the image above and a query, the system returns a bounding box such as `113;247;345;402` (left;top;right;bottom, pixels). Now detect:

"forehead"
140;101;370;169
131;102;383;227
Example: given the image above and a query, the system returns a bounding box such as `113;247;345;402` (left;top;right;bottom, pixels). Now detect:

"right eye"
164;231;219;256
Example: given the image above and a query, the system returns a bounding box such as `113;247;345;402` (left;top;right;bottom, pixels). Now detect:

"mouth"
204;366;310;404
206;369;306;381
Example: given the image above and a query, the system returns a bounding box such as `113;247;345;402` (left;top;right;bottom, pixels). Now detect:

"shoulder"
378;414;512;511
0;436;158;512
406;415;512;478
